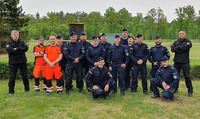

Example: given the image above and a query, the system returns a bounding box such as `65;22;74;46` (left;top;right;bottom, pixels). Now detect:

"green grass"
1;39;200;66
1;80;200;119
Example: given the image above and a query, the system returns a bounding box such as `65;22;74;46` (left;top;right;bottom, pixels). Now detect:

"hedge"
0;62;200;79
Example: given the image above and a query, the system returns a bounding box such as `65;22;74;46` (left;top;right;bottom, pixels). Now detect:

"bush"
0;62;200;79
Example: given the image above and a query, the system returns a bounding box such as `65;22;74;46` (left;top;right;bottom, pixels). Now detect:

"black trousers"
174;62;193;93
8;63;29;93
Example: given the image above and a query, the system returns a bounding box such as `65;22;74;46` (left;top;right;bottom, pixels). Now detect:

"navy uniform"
85;57;115;99
6;37;29;95
149;36;170;78
108;35;129;96
99;33;111;68
64;32;86;95
79;32;92;76
129;33;149;94
120;28;129;46
171;36;193;96
57;35;67;88
125;36;135;90
151;57;180;100
86;36;106;68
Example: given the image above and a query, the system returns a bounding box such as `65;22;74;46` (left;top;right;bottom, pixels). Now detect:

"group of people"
6;29;193;100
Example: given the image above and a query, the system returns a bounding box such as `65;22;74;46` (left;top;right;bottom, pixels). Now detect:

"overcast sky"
19;0;200;22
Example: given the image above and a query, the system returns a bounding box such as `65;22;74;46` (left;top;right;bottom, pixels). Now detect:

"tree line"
1;0;200;53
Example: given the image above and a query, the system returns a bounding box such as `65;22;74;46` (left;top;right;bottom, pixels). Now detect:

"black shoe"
170;96;175;100
111;90;117;94
69;88;74;91
125;88;129;91
131;91;136;95
143;91;149;95
121;92;125;96
46;91;51;96
9;93;14;96
25;90;30;93
103;96;109;100
188;93;193;97
151;95;160;99
76;88;79;91
148;90;152;93
65;90;69;96
57;91;63;95
43;88;47;91
79;89;86;94
174;89;178;93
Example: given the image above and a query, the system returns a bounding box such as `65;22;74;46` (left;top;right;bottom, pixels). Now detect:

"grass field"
0;39;200;119
0;80;200;119
0;39;200;66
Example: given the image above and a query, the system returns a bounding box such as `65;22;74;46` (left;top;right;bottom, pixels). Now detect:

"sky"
19;0;200;22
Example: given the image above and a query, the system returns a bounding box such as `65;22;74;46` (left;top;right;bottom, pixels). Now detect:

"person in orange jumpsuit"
33;36;47;93
44;35;63;95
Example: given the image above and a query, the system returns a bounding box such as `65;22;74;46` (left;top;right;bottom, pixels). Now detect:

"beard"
156;42;161;46
40;43;44;46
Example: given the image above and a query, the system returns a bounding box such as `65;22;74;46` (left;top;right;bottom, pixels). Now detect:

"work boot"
65;90;69;96
188;92;193;97
151;94;160;99
120;91;125;96
79;89;86;94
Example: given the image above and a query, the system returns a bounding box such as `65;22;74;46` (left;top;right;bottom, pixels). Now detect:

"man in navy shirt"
79;32;92;76
64;32;86;95
129;33;149;95
108;35;129;96
85;57;115;100
120;28;129;46
151;57;180;100
99;33;111;69
149;36;170;93
86;36;105;68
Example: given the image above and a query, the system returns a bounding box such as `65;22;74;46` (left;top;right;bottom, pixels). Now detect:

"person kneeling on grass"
85;57;115;100
151;57;180;100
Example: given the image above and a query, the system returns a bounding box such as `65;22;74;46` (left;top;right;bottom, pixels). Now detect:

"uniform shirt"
44;45;62;65
120;37;128;46
99;42;111;61
149;45;170;64
108;44;129;67
33;45;46;66
59;44;67;67
126;44;134;65
129;42;149;64
79;41;92;64
155;65;180;88
86;45;106;66
64;41;85;62
85;66;113;88
171;38;192;63
6;39;28;65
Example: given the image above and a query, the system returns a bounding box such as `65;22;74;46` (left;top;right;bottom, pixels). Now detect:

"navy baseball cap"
161;57;169;62
56;35;62;39
92;35;98;40
70;32;77;37
136;33;143;38
156;36;161;40
98;57;104;61
101;33;106;36
115;35;120;38
122;28;127;32
80;32;86;36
